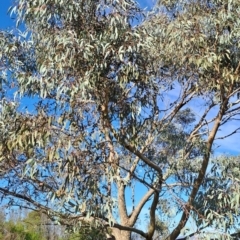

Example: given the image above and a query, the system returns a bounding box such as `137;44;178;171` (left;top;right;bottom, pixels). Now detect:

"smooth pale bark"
111;228;131;240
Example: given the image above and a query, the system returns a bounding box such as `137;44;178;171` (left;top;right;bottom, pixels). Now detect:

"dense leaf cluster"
0;0;240;240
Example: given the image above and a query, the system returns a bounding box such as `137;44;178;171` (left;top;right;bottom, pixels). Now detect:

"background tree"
0;209;105;240
0;210;44;240
0;0;240;240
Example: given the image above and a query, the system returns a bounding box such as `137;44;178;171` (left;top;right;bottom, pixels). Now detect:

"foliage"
1;0;240;240
65;226;106;240
0;210;101;240
193;156;240;234
0;217;44;240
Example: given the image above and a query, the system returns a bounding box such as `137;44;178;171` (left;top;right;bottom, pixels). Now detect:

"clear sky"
0;1;15;29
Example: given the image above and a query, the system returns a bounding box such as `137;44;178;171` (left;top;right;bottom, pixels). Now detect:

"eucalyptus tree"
0;0;240;240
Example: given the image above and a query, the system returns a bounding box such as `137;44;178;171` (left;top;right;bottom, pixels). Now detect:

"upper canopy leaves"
0;1;240;240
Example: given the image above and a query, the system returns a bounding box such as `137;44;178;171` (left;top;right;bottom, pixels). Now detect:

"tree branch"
166;96;229;240
76;215;148;238
147;177;162;239
118;182;129;224
124;143;163;174
125;135;155;182
129;188;155;226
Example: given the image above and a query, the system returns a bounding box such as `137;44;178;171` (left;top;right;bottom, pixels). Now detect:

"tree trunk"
111;228;131;240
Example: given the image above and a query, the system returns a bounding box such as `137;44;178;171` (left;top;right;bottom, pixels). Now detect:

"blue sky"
0;1;15;29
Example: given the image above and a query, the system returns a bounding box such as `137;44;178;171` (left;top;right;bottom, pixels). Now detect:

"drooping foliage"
0;0;240;240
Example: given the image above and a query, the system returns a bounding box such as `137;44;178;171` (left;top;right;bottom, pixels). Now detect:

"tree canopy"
0;0;240;239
